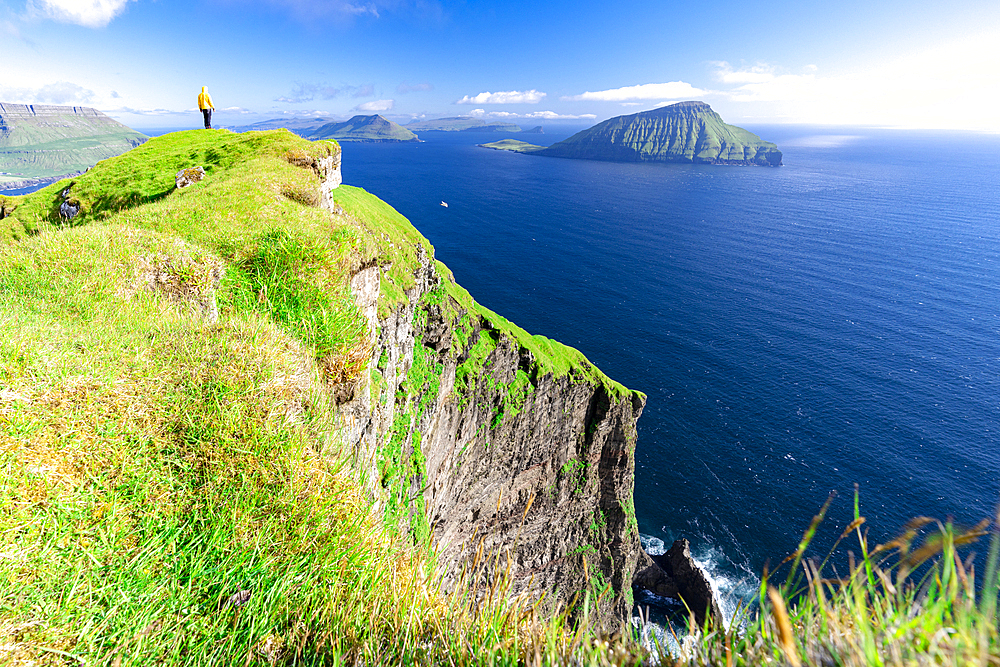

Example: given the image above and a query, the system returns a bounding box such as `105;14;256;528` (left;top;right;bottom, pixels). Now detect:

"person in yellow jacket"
198;86;215;129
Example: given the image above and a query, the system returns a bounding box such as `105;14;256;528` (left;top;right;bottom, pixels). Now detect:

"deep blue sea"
12;125;1000;625
0;184;48;196
338;127;1000;619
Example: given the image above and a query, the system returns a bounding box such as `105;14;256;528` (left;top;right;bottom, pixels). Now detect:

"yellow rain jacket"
198;87;215;110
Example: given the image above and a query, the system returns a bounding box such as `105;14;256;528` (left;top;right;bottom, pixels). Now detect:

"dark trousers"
202;108;213;129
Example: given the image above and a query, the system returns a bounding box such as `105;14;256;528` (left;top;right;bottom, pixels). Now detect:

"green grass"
0;105;146;185
0;129;648;666
435;263;636;402
3;128;996;666
658;490;1000;666
0;133;144;179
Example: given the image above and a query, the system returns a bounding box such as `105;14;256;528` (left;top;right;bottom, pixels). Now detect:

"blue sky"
1;0;998;131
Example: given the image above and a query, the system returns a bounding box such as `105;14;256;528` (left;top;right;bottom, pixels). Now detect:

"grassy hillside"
538;102;782;166
0;104;147;187
480;138;547;153
1;129;999;666
0;129;642;665
309;114;419;143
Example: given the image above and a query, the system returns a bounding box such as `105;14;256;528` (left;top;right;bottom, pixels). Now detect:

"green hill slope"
0;129;646;664
2;129;991;667
484;102;782;166
542;101;781;165
308;114;419;142
0;103;147;189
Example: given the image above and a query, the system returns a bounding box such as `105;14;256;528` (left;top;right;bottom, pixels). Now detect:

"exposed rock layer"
633;539;724;629
335;248;646;626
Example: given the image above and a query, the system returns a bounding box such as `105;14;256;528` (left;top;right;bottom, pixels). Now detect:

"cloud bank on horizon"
561;82;707;102
2;0;998;131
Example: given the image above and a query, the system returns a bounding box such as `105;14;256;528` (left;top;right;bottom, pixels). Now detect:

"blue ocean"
338;127;1000;618
12;124;1000;624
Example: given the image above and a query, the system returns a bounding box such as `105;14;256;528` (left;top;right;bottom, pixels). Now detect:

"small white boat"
440;201;448;207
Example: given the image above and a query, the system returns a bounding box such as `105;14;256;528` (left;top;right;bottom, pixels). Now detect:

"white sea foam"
692;546;759;628
640;533;666;555
634;534;760;657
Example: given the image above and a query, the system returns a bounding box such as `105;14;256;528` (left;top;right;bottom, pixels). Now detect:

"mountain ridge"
308;114;419;143
0;103;147;190
482;101;782;166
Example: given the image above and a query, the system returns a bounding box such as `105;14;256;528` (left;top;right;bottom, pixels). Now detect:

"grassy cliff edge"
0;129;645;665
2;130;999;667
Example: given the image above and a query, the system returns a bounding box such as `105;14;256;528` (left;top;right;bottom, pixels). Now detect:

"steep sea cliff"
318;157;647;623
0;128;648;629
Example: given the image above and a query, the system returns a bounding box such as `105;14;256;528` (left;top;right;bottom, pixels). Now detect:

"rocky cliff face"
324;178;646;623
541;101;782;166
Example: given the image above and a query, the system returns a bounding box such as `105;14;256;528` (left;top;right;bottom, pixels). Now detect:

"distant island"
405;116;523;133
309;115;419;143
236;114;533;141
0;103;147;191
236;114;418;142
479;139;546;153
481;101;782;166
236;116;337;134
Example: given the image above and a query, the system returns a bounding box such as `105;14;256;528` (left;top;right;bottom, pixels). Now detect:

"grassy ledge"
0;129;645;665
2;129;998;666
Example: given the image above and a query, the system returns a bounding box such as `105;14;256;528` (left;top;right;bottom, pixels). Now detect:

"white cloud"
36;81;94;104
231;0;446;23
255;0;379;19
355;99;394;111
468;109;596;120
30;0;133;27
247;0;448;22
275;82;373;103
562;81;705;102
712;32;1000;131
112;107;192;117
0;81;95;105
456;90;546;105
276;109;336;117
711;62;776;85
